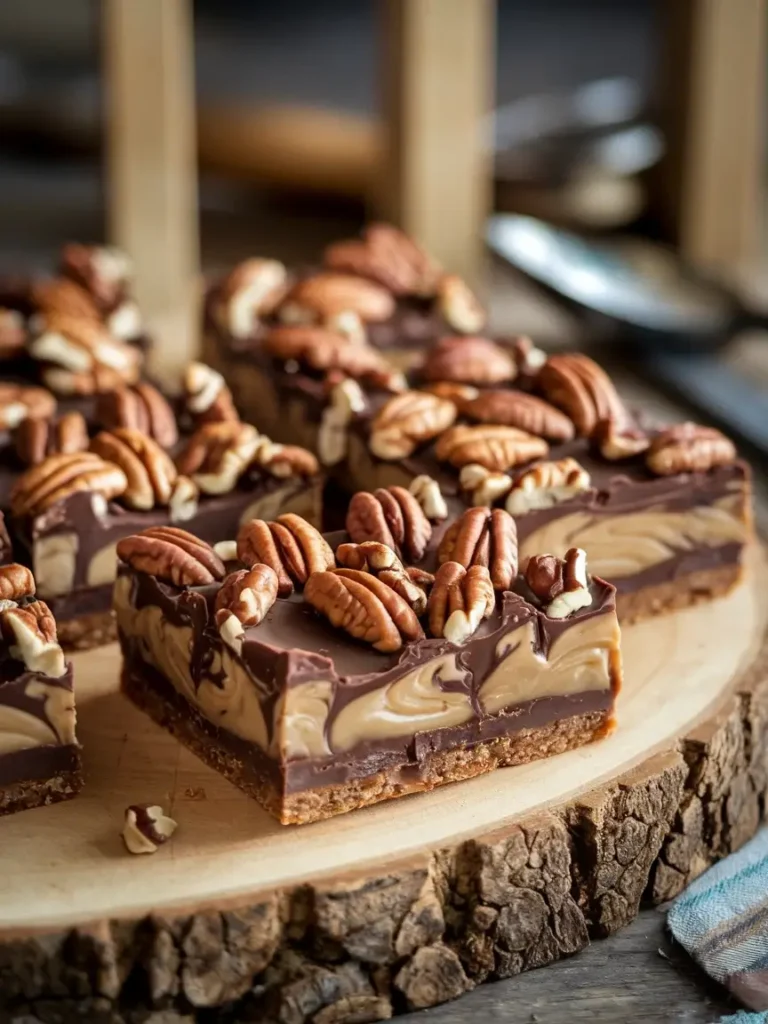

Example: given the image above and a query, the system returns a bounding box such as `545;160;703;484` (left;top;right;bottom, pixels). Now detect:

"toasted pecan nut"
592;417;649;461
336;540;402;573
116;526;225;587
428;562;495;644
264;444;319;479
539;353;626;437
512;336;548;379
505;457;591;515
1;600;65;677
408;475;448;522
461;390;575;442
215;565;279;632
30;314;142;395
169;475;199;523
176;421;260;495
0;308;26;358
331;568;424;642
525;553;564;602
91;428;178;510
435;423;548;473
279;272;396;324
346;486;432;562
216;258;288;339
236;514;334;597
263;325;404;390
422;336;515;386
10;451;127;517
422;381;480;408
527;547;593;619
323;224;440;297
438;507;518;591
60;244;132;311
0;563;35;602
645;423;736;476
31;277;101;322
183;362;239;426
0;383;56;432
369;391;457;460
458;463;513;507
436;276;487;334
96;382;179;448
14;411;89;467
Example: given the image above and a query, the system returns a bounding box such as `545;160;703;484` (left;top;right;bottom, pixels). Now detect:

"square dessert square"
115;501;622;825
0;562;81;815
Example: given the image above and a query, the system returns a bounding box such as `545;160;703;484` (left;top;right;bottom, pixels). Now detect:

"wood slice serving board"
2;547;768;1023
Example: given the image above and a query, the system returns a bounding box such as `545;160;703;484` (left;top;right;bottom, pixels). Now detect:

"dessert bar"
0;562;81;815
115;499;622;825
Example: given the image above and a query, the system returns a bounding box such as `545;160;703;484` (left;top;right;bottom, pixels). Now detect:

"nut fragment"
236;514;334;597
0;563;35;602
539;353;626;436
645;423;736;476
0;308;26;358
428;562;495;644
435;424;549;472
369;391;456;460
318;377;367;466
91;428;178;510
183;361;239;425
122;804;177;855
459;463;513;507
512;336;547;378
346;486;432;562
176;422;261;495
422;381;480;407
215;565;279;647
505;457;591;515
60;244;132;311
408;475;448;521
335;542;430;615
547;548;593;619
95;381;179;448
11;451;128;518
106;300;143;342
436;275;487;334
117;526;226;587
592;417;649;461
13;411;89;467
437;507;518;591
461;390;575;442
279;272;396;324
422;336;515;386
169;475;199;523
216;258;288;338
323;223;441;297
31;278;102;322
1;600;66;678
264;325;405;390
30;315;142;395
0;383;56;431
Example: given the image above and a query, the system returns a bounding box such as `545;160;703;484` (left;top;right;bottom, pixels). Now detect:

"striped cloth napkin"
668;828;768;1018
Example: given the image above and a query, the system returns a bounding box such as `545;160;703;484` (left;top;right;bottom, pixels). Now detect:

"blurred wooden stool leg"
103;0;200;378
655;0;766;274
379;0;495;288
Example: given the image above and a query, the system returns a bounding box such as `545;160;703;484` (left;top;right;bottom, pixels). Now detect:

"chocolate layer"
0;742;80;788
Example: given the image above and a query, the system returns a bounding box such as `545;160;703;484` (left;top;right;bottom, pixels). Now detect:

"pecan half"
459;463;513;507
91;428;178;510
435;424;549;472
336;542;431;614
505;457;591;515
427;562;495;644
264;326;405;390
30;315;142;395
437;507;518;591
13;411;89;467
539;353;626;437
0;383;56;431
525;547;592;619
645;423;736;476
60;244;132;311
0;308;26;359
305;569;423;652
279;272;395;324
95;381;179;449
408;474;448;522
422;381;480;407
369;391;456;460
31;278;102;322
1;600;65;678
11;451;128;518
346;486;432;562
116;526;225;586
215;565;279;646
436;275;487;334
461;390;575;442
236;514;334;597
176;421;260;495
216;258;288;339
183;361;239;425
422;336;515;386
262;444;319;479
592;417;649;461
324;223;441;297
0;563;35;602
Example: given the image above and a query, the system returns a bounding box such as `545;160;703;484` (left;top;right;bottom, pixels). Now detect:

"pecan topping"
408;475;448;521
422;381;480;407
31;278;101;322
461;390;575;442
512;336;547;379
215;565;279;647
264;444;319;479
96;382;179;448
0;600;65;678
459;463;513;507
263;326;405;390
435;424;549;472
336;541;432;615
30;315;142;395
323;223;441;297
183;361;239;425
436;275;487;334
0;563;35;602
427;562;495;644
60;244;132;311
422;336;515;386
10;451;128;517
176;422;261;494
592;418;649;461
0;308;26;358
216;258;288;339
318;377;367;467
117;526;225;586
169;475;199;523
13;411;89;467
237;515;334;597
645;423;736;476
437;507;518;591
305;570;423;652
0;383;56;431
539;353;626;436
505;457;591;515
346;486;432;562
369;391;457;460
525;547;592;619
279;272;396;324
91;428;178;510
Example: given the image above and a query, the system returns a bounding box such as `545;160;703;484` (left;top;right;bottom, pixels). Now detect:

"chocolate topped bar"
0;562;81;815
115;502;621;825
